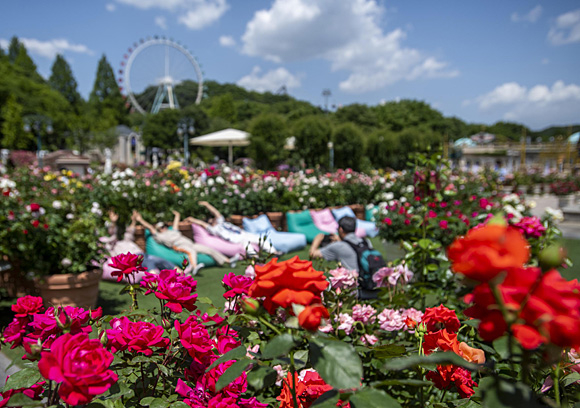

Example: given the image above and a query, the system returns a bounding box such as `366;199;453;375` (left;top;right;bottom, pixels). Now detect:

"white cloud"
155;16;167;30
472;80;580;128
219;35;236;47
0;39;8;50
548;8;580;45
511;5;542;23
0;37;94;59
116;0;228;30
106;3;116;12
241;0;457;93
237;66;301;93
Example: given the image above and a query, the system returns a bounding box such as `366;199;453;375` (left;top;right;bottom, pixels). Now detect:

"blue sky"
1;0;579;130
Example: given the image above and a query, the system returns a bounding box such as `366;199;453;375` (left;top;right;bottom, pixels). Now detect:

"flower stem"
258;316;281;335
290;351;299;408
553;363;561;406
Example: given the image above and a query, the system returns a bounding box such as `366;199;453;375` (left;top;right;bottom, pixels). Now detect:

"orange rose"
298;305;330;332
248;257;329;314
447;223;529;282
458;342;485;364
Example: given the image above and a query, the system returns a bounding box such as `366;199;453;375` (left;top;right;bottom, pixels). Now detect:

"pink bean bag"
191;224;246;257
310;208;367;238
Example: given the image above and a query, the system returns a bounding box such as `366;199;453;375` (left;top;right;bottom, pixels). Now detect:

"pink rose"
372;267;394;288
328;267;358;290
336;313;355;335
144;269;198;313
175;316;213;364
352;304;377;324
106;316;169;356
222;273;253;298
378;308;406;331
360;334;379;345
38;333;118;405
12;296;44;317
108;252;146;283
2;317;28;349
401;308;424;332
439;220;448;229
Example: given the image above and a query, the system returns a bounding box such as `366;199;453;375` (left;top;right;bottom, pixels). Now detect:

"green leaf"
5;393;41;407
206;345;247;372
418;239;431;249
197;296;213;305
477;377;543;408
140;397;155;406
310;338;363;390
383;352;480;372
169;402;190;408
372;344;406;359
350;388;402;408
215;359;251;392
3;368;42;392
562;372;580;387
373;379;431;387
311;390;340;407
149;398;170;408
261;333;297;359
246;365;277;390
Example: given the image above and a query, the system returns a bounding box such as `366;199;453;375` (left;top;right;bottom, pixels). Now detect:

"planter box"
266;212;286;231
36;268;102;309
348;204;366;220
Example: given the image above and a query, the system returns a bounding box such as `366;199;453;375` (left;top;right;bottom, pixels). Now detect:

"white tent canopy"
190;128;250;165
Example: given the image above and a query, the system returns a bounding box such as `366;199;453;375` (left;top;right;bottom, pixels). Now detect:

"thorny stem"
259;316;281;335
553;363;561;406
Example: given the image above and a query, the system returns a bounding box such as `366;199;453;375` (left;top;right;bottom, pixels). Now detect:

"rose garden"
1;150;580;408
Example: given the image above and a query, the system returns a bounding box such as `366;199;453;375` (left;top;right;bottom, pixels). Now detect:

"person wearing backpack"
309;216;385;299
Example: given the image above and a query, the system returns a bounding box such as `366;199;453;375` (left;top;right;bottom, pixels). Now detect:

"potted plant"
0;169;106;308
550;179;578;208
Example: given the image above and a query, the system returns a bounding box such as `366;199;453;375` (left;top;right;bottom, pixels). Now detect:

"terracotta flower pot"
266;212;285;231
36;268;102;309
228;215;244;228
134;225;146;252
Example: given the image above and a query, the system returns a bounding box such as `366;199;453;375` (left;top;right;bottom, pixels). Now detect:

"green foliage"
142;109;181;149
332;122;364;170
247;113;288;169
89;55;127;127
1;93;31;149
49;54;83;113
208;93;237;123
13;45;44;83
293;115;332;168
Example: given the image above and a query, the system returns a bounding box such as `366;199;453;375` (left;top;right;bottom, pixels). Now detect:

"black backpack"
344;239;386;290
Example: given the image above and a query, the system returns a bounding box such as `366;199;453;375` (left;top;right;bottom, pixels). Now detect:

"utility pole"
322;89;331;113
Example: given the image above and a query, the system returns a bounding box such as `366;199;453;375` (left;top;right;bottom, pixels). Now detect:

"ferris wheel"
119;36;204;114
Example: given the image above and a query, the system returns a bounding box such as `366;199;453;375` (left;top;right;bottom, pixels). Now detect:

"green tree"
208;93;237;123
334;103;379;130
14;45;43;83
374;99;444;132
88;55;127;127
49;54;83;113
247;113;287;169
366;129;399;169
333;123;364;170
1;94;32;149
142;109;182;149
293;115;332;167
8;36;21;63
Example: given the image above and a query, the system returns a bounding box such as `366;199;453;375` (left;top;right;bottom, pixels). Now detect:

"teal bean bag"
145;229;217;267
285;210;324;243
366;205;380;222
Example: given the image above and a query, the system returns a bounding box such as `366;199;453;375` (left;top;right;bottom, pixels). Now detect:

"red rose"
31;220;40;228
248;257;329;314
108;252;146;283
277;371;335;408
12;296;44;318
106;317;169;356
29;203;40;212
0;380;45;407
298;305;330;332
426;365;477;399
448;223;529;282
38;333;117;405
423;329;459;355
421;305;461;333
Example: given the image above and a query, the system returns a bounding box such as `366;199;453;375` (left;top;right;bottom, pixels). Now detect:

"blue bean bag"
331;206;379;238
243;214;307;254
145;229;217;267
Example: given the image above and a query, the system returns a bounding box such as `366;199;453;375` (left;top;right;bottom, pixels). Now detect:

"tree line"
1;36;577;170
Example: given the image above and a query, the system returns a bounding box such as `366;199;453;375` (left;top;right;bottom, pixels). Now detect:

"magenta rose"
199;360;248;398
38;333;118;405
0;380;45;408
154;269;198;313
2;317;28;349
106;316;169;356
108;252;147;282
175;316;213;364
29;306;93;343
29;202;40;212
222;273;252;299
11;296;44;318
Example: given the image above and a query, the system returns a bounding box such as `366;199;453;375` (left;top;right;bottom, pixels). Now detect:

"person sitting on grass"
185;200;279;256
135;210;239;275
101;210;175;281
